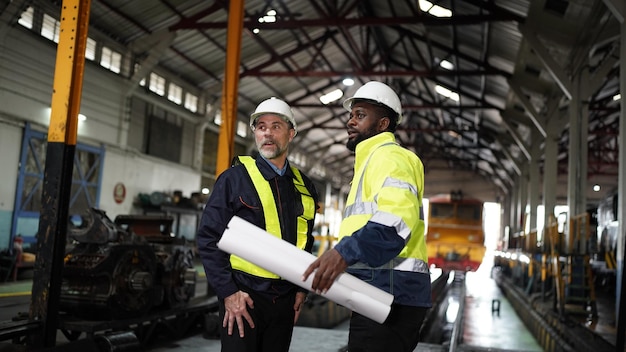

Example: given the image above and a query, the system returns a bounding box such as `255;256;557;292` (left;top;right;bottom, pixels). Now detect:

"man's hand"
302;249;348;294
293;291;307;323
223;290;255;337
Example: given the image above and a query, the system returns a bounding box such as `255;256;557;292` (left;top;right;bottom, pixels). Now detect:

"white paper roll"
218;216;393;324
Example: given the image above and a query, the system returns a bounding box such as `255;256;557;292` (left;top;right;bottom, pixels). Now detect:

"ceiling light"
253;28;260;34
435;85;459;102
320;89;344;104
593;184;600;192
78;114;87;122
439;59;454;70
259;10;277;23
419;0;452;17
342;78;354;86
613;94;621;101
430;6;452;17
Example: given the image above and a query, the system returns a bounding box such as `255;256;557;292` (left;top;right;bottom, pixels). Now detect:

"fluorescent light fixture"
262;15;276;23
435;85;459;102
419;0;452;17
259;9;277;23
439;59;454;70
342;78;354;86
320;88;344;104
613;94;621;101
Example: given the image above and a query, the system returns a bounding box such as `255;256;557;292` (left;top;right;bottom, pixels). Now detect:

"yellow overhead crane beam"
28;0;91;348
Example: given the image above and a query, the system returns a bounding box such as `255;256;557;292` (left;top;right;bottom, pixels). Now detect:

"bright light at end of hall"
419;0;452;17
593;184;601;192
320;89;344;104
342;78;354;86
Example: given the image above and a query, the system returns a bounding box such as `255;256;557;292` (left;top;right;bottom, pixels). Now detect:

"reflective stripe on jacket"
230;156;315;278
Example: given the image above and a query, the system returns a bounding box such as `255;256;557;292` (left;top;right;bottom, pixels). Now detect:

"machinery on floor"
60;208;198;319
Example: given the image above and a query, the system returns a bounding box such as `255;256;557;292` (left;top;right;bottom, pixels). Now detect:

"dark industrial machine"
60;208;197;319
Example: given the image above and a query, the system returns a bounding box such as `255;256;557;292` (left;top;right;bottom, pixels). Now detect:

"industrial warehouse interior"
0;0;625;351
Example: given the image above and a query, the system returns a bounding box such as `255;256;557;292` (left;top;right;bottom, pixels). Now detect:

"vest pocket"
238;195;260;210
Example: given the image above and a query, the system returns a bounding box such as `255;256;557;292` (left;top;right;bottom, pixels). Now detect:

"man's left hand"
302;249;348;294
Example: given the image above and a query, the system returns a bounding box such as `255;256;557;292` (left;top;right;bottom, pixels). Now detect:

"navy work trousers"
347;304;428;352
218;289;296;352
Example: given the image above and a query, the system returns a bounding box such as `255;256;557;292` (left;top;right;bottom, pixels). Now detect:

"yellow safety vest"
339;132;429;274
230;156;315;278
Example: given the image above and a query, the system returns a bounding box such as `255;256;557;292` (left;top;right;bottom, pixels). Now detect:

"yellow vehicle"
427;192;486;272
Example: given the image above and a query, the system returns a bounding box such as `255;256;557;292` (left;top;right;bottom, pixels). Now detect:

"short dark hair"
369;102;398;132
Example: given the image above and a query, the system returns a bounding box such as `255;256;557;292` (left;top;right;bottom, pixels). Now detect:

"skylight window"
419;0;452;17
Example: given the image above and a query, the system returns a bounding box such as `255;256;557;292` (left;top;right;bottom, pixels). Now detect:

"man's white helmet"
250;97;297;136
343;81;403;123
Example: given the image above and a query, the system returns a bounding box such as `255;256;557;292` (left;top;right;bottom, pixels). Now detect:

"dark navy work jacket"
196;156;319;301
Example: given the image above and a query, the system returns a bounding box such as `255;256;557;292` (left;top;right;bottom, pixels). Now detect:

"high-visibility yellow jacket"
334;132;432;307
230;156;315;278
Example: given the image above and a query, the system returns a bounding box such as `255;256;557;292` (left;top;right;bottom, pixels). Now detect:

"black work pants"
347;304;428;352
218;289;296;352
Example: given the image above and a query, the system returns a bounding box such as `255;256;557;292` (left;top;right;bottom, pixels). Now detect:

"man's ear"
379;116;390;132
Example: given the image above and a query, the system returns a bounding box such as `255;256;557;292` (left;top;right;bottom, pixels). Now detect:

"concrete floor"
145;258;543;352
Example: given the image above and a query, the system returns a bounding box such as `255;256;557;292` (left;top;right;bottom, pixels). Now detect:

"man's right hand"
223;290;255;337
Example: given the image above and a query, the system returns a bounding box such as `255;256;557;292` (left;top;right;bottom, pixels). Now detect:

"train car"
426;192;486;272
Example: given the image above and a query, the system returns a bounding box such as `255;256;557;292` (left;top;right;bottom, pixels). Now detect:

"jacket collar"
256;156;295;181
354;132;396;170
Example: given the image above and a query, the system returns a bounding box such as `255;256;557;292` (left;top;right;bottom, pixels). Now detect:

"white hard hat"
250;97;297;136
343;81;403;123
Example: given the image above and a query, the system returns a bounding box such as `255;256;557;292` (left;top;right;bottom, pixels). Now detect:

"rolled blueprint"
218;216;394;323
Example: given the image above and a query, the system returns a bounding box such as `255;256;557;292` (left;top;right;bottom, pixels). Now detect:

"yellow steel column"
215;0;244;176
28;0;91;347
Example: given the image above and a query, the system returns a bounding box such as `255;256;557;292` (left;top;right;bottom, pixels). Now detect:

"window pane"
18;6;34;29
41;14;56;41
85;38;96;61
184;93;198;112
168;83;182;104
149;73;165;96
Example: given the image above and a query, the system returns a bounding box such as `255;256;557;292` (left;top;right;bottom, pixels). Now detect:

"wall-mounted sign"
113;182;126;204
